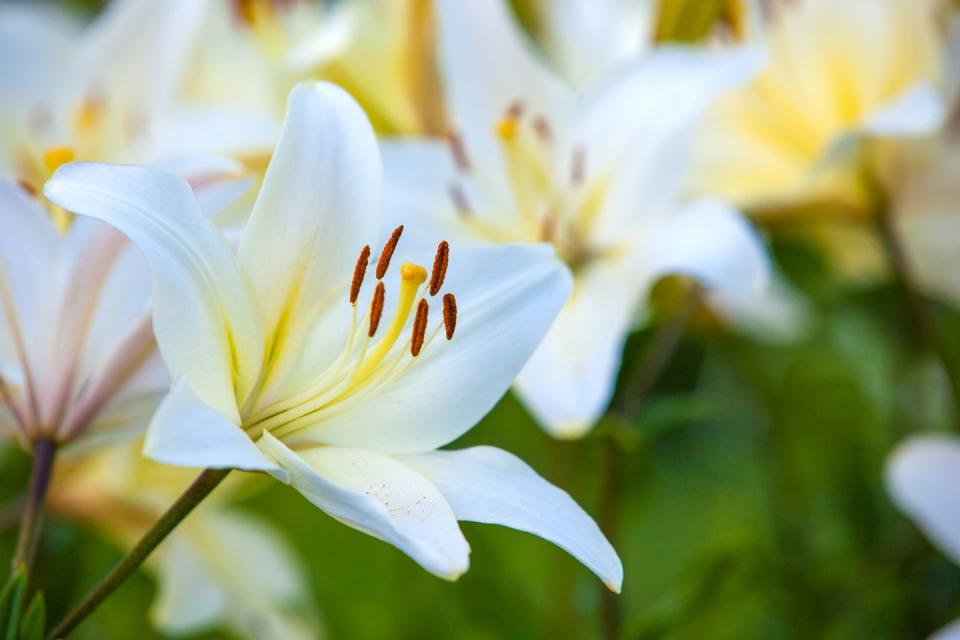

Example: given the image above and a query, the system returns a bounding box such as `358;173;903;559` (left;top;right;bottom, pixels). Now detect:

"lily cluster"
1;0;960;638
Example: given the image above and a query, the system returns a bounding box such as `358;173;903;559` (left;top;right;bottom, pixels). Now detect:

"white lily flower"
45;82;622;590
381;0;770;437
691;0;949;215
0;177;167;447
886;434;960;640
50;441;319;639
0;0;263;212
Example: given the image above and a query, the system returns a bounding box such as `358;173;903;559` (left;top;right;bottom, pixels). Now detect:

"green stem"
598;285;702;640
874;197;960;426
47;467;230;639
12;438;56;579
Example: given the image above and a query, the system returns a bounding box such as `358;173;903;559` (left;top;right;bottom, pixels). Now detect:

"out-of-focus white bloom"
692;0;950;216
45;82;622;591
886;434;960;640
381;0;770;437
0;178;165;447
51;441;319;639
288;0;447;135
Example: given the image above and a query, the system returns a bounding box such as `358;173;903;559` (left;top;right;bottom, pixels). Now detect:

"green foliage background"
3;0;959;638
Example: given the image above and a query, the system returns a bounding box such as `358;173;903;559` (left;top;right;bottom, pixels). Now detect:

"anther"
442;293;457;340
533;115;552;143
429;241;450;296
411;299;429;356
449;183;472;217
446;130;470;171
16;179;36;197
74;98;103;132
376;225;404;279
496;101;525;141
571;146;586;186
350;245;371;304
42;146;75;173
368;282;385;337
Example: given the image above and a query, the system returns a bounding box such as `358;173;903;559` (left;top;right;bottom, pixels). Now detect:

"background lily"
381;0;770;437
50;440;319;640
691;0;949;218
45;81;622;590
887;435;960;640
0;177;165;449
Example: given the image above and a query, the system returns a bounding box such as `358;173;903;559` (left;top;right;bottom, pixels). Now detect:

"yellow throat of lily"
244;227;458;440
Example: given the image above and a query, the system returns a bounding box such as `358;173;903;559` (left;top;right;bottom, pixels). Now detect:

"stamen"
42;146;75;173
533;115;552;143
368;282;385;337
442;293;457;340
411;299;429;356
16;179;36;197
429;241;450;296
571;146;586;186
446;130;470;171
350;245;371;304
73;98;103;133
376;225;404;279
496;101;525;141
449;183;472;216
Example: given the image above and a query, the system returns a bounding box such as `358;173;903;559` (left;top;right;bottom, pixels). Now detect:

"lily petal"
641;198;770;296
435;0;571;203
404;446;623;592
237;83;381;396
153;509;309;637
514;251;642;437
886;435;960;566
45;162;264;420
259;432;470;580
286;244;572;453
146;382;280;473
0;180;58;373
861;84;945;137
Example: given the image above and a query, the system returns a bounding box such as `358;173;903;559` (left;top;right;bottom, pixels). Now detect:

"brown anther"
532;115;552;143
368;282;386;337
376;225;404;279
429;241;450;296
15;179;36;197
449;183;472;217
446;130;470;171
442;293;457;340
506;101;525;120
411;299;429;356
571;146;586;186
350;245;371;304
539;211;557;243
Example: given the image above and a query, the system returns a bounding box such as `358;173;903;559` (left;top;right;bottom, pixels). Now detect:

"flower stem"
874;197;960;426
12;437;56;578
598;284;702;639
47;467;230;639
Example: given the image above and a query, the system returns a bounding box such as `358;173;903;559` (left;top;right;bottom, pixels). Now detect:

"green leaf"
0;570;26;640
18;593;45;640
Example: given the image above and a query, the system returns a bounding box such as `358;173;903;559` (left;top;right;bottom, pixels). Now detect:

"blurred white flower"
0;178;165;447
886;434;960;640
692;0;950;216
381;0;771;437
50;441;319;639
45;82;622;591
